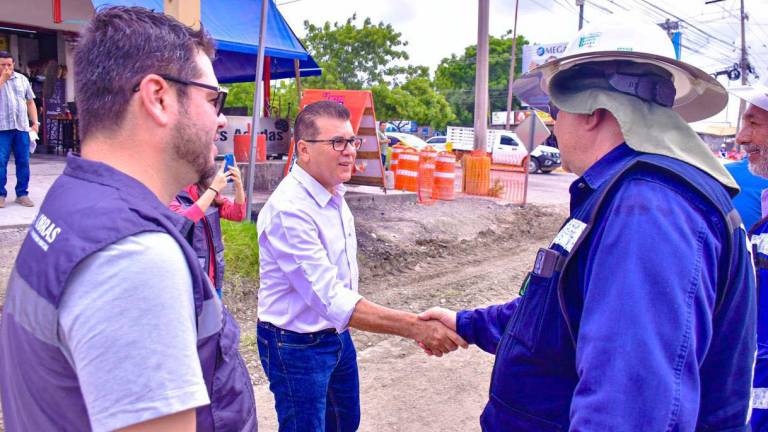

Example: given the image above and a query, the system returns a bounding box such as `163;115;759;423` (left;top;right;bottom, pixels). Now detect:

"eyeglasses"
132;74;228;115
548;102;560;121
303;137;363;151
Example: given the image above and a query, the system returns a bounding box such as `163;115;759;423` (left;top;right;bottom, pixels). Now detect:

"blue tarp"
90;0;321;82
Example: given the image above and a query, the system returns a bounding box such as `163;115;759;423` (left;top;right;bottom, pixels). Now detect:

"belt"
257;320;337;335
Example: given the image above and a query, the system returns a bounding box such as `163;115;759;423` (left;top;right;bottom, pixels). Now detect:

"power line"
635;0;737;49
585;0;615;15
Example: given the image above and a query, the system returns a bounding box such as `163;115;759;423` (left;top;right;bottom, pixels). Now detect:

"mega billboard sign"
521;42;568;73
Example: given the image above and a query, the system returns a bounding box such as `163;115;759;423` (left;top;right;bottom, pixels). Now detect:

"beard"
171;107;216;183
744;145;768;178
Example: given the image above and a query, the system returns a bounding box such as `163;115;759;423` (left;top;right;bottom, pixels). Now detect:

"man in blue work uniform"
728;79;768;431
419;16;756;431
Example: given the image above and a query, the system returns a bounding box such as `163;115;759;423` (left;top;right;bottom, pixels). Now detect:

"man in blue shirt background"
726;157;768;229
418;16;756;431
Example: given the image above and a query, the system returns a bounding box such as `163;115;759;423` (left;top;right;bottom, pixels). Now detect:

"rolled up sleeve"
261;209;362;332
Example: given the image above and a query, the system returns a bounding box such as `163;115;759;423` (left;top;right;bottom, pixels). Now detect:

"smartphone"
224;153;235;183
214;153;235;183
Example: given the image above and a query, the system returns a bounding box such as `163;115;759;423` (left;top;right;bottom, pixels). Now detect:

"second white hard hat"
728;79;768;112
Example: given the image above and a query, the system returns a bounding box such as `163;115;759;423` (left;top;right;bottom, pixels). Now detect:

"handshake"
412;307;467;357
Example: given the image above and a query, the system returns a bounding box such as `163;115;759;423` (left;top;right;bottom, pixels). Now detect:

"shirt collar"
576;143;636;192
291;164;347;208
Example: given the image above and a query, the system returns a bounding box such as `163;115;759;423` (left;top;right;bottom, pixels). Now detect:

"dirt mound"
353;197;564;282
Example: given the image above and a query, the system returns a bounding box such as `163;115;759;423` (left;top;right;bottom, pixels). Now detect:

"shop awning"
90;0;321;82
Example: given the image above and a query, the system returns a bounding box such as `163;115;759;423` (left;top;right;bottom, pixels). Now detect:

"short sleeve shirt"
0;72;35;132
58;232;209;431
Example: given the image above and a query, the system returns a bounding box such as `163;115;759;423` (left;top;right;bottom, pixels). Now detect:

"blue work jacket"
750;218;768;432
457;144;756;431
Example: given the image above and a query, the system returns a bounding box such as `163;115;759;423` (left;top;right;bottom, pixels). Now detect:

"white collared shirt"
0;72;35;132
256;164;362;333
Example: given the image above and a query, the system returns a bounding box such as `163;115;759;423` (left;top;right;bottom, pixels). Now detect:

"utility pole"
576;0;585;30
736;0;748;133
504;0;520;131
473;0;490;151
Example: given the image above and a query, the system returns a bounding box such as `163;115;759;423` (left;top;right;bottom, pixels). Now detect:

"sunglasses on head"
132;74;228;116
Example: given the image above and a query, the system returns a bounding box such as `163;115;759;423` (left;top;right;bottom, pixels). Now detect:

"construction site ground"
0;168;574;431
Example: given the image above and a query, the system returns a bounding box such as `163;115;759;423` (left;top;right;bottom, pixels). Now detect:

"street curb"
248;190;417;222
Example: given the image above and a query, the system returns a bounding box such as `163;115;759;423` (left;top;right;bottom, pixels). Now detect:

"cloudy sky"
277;0;768;124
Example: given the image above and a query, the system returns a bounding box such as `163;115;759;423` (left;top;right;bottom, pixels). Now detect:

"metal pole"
735;0;747;133
522;110;535;206
246;0;270;221
294;58;303;99
473;0;490;151
576;0;585;30
504;0;520;131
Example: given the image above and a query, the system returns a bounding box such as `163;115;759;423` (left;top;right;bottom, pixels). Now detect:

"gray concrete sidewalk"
0;154;66;228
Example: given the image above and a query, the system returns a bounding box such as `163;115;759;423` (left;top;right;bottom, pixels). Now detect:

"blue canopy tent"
90;0;322;82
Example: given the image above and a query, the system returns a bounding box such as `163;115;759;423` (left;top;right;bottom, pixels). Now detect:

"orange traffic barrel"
418;147;438;203
434;152;456;201
396;147;419;191
390;143;407;173
464;150;491;196
234;133;267;162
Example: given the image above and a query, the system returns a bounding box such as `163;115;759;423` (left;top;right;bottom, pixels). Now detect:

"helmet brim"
728;83;768;112
513;51;728;122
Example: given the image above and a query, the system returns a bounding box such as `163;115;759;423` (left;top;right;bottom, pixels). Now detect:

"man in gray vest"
0;7;256;432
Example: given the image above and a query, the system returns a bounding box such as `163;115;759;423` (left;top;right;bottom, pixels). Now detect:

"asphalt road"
526;170;577;205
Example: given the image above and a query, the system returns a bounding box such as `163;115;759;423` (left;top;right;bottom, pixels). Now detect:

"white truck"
444;126;561;173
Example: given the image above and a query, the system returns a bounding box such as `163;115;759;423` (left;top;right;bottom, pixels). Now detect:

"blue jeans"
257;321;360;432
0;129;31;197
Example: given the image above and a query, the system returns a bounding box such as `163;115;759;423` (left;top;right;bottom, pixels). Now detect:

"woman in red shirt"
169;163;246;298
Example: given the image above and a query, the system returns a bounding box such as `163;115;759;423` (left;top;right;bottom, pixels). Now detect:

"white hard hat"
513;16;728;122
728;79;768;112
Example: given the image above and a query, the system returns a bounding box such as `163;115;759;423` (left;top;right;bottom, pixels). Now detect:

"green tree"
225;80;300;119
226;15;456;130
434;32;529;126
372;75;455;130
302;14;412;89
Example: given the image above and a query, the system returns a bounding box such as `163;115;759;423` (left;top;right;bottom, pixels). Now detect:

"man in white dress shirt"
257;100;466;432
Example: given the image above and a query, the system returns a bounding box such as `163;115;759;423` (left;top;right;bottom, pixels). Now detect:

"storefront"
1;0;88;153
4;0;322;156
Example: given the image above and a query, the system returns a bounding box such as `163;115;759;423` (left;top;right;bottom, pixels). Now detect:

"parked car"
426;136;447;147
387;132;446;151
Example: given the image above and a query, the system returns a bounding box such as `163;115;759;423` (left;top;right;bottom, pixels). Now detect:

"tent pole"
245;0;270;221
294;59;303;100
